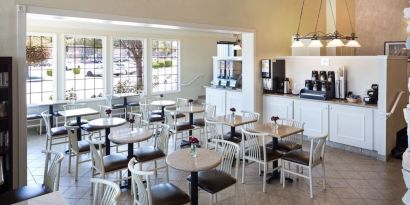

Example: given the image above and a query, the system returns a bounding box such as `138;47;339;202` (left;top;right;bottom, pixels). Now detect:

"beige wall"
355;0;408;55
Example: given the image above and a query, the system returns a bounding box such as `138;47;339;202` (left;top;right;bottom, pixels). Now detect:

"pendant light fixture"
291;0;360;48
233;34;242;50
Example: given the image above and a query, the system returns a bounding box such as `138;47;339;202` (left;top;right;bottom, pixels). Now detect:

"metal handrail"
384;91;406;118
181;75;203;87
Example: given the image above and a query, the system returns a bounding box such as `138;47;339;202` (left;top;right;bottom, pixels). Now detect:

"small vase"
190;144;197;158
272;122;279;132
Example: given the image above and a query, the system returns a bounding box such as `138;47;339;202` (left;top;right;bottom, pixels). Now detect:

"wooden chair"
241;128;282;193
41;110;68;151
90;178;121;205
128;158;190;205
0;150;64;205
281;134;328;198
188;139;240;204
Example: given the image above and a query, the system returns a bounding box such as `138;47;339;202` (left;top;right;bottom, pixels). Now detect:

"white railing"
181;75;203;87
381;91;406;118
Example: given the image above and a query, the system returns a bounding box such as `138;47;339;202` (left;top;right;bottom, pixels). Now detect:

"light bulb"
327;39;345;47
233;44;242;50
308;40;323;48
291;40;305;48
346;40;361;47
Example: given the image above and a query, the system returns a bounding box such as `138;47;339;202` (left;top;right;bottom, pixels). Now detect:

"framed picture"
384;41;407;56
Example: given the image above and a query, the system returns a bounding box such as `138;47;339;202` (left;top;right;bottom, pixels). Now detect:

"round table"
166;148;221;205
108;127;153;189
150;100;176;117
88;117;127;155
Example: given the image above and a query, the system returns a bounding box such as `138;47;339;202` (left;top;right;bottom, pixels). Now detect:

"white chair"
241;111;260;130
0;150;64;204
103;95;127;118
134;103;164;132
204;119;224;149
41;110;68;150
241;128;282;193
128;158;190;205
194;104;216;138
90;178;121;205
27;113;43;135
132;124;170;180
274;119;305;153
165;110;200;150
188;139;240;204
281;134;328;198
66;126;92;181
63;103;89;126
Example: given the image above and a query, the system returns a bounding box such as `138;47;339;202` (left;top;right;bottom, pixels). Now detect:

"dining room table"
11;192;68;205
150;99;176;118
213;114;258;143
166;148;221;205
88;117;127;155
108;127;153;189
28;100;68;127
58;107;99;140
249;123;304;183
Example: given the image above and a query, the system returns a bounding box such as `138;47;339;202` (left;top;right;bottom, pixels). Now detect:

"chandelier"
291;0;361;48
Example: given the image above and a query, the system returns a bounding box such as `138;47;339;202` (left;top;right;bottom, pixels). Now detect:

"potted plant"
46;69;53;77
73;66;81;75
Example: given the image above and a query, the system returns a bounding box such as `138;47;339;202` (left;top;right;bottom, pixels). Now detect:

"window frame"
26;32;58;105
150;38;181;95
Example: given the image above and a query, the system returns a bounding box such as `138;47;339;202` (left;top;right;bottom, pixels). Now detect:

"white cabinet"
206;88;226;116
226;90;243;114
329;104;373;150
294;100;329;137
262;96;293;123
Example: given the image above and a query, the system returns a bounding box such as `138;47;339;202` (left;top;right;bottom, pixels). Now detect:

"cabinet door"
226;91;243;115
206;88;226;116
262;96;293;123
329;104;373;150
294;100;329;137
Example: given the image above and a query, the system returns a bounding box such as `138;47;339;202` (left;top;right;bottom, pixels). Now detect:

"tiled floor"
26;126;406;205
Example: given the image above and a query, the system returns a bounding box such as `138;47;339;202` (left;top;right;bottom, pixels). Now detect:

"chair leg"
68;150;72;173
165;165;169;183
154;160;158;177
263;163;267;193
322;162;326;190
39;119;43;135
241;157;245;184
282;161;286;189
209;194;213;205
309;167;313;198
75;154;79;181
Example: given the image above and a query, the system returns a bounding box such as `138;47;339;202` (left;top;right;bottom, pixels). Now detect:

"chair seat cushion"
133;146;165;162
0;185;49;205
173;113;186;119
53;111;62;117
127;102;139;106
81;124;103;132
151;110;162;115
27;114;42;120
103;154;128;172
149;115;164;122
193;118;204;127
50;126;67;136
277;142;302;153
245;146;282;161
150;183;190;205
77;140;91;153
187;170;236;194
68;119;89;126
223;135;242;144
112;104;126;109
176;122;195;131
281;150;310;166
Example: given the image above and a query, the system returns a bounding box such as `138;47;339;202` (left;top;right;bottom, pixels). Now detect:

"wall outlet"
321;58;330;66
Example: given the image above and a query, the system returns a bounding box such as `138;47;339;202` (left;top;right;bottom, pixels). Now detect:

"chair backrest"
90;178;121;205
66;126;80;153
128;158;154;205
213;139;240;179
41;110;52;137
176;98;188;108
42;150;64;192
204;119;224;149
276;119;305;145
139;103;150;123
203;103;216;119
105;95;113;107
128;112;142;128
154;124;170;154
87;139;105;174
164;110;177;131
309;134;328;166
63;103;85;111
241;128;269;162
241;111;260;130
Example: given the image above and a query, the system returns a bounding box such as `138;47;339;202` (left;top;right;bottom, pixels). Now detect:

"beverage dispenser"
261;59;285;94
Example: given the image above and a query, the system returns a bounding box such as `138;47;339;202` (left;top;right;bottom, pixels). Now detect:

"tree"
119;40;144;90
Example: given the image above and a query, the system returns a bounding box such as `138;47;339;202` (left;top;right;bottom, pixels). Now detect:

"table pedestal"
190;171;198;205
105;128;111;155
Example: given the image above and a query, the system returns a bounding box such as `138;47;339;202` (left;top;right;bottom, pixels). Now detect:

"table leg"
105;128;111;155
190;171;198;205
189;113;194;135
76;116;81;141
123;142;133;190
124;97;128;120
230;126;235;140
49;105;54;128
161;106;165;118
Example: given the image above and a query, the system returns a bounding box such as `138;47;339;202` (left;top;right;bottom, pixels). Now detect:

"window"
151;39;180;93
64;35;104;100
26;34;55;104
112;38;144;94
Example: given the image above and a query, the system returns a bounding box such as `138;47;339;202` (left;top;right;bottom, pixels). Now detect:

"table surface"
249;123;304;139
58;108;99;118
113;93;140;98
150;100;176;107
166;106;205;114
108;127;153;144
12;192;68;205
27;100;68;107
166;148;221;172
213;115;258;127
88;117;127;128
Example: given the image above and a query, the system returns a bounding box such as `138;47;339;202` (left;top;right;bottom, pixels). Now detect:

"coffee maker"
262;59;285;94
364;84;378;105
300;70;336;100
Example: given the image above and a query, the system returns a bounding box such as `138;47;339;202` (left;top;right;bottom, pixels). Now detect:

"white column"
241;32;256;112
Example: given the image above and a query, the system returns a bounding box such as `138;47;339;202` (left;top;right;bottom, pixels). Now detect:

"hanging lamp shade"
346;40;361;47
327;39;345;47
233;44;242;50
291;40;305;48
308;39;323;48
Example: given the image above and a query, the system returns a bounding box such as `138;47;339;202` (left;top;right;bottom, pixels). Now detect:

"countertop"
264;93;378;109
204;85;242;92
